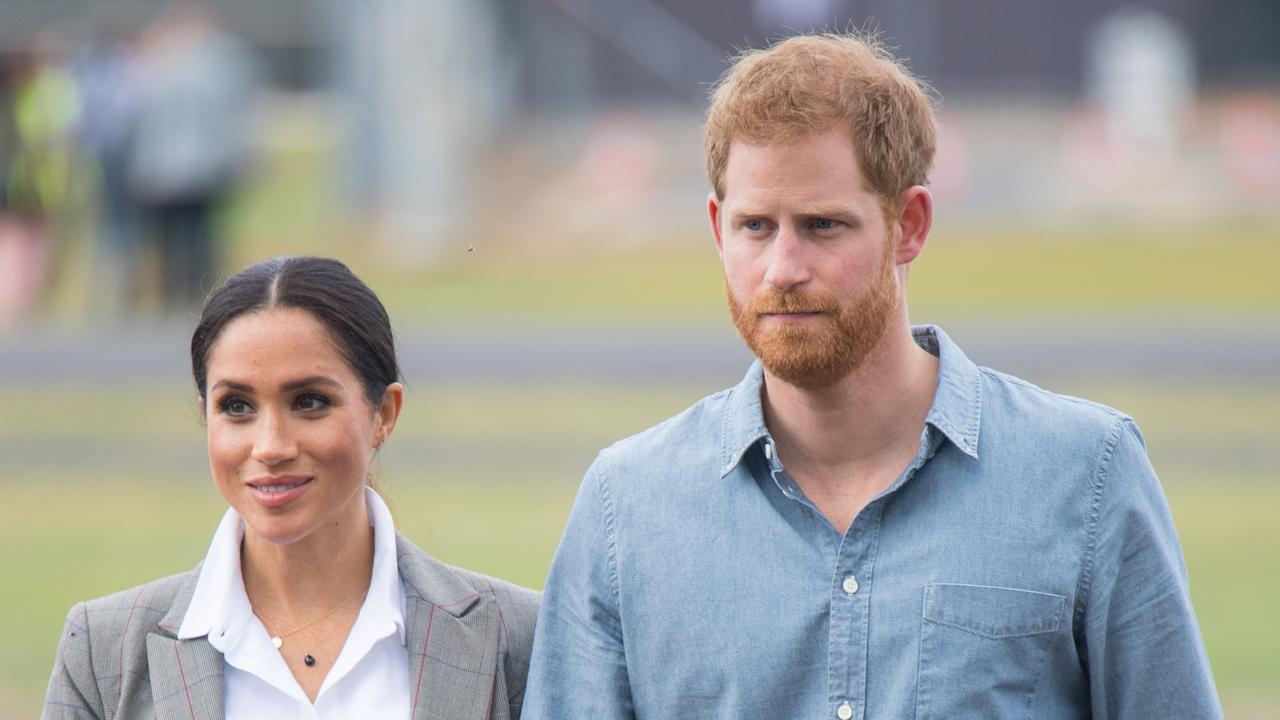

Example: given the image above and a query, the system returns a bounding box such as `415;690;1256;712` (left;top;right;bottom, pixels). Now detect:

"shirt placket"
841;426;941;720
827;501;879;720
762;436;876;720
762;423;942;720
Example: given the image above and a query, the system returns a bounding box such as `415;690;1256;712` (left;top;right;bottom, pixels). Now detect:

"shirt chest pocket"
915;583;1067;720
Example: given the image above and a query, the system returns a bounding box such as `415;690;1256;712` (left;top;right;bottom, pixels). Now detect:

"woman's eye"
295;393;331;412
219;397;253;417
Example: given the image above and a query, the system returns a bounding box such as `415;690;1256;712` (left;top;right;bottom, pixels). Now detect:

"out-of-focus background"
1;0;1277;716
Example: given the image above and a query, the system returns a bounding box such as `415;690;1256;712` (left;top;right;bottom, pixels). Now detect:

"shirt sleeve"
522;451;635;720
1081;418;1223;719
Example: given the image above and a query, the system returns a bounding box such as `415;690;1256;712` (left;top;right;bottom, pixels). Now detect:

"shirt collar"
365;486;408;644
178;486;406;644
177;504;247;641
719;324;982;477
914;325;982;459
719;361;771;477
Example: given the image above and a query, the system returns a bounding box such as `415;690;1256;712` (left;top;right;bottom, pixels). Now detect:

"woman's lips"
247;476;313;508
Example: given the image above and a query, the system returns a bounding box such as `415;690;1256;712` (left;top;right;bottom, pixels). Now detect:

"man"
523;33;1222;719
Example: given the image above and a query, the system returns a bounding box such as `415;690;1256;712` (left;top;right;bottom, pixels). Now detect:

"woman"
44;257;538;719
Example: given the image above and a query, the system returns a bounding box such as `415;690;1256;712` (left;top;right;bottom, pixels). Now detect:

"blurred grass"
2;377;1276;716
264;227;1280;326
1171;484;1280;695
213;138;1280;326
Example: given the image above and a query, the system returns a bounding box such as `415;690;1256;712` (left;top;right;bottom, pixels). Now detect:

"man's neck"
761;323;939;531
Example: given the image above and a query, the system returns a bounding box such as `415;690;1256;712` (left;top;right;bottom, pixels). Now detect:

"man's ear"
708;192;726;261
894;186;933;265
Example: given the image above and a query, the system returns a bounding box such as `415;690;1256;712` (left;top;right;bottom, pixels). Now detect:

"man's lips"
761;311;824;323
247;475;313;508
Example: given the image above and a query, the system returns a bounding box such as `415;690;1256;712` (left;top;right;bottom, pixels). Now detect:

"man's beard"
727;245;898;392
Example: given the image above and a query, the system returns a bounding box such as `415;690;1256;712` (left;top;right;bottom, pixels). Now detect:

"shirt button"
842;575;860;595
837;701;854;720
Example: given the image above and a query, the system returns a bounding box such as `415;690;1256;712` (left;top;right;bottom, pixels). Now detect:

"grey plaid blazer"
43;534;540;719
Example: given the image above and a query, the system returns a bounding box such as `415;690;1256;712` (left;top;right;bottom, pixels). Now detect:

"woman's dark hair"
191;256;400;408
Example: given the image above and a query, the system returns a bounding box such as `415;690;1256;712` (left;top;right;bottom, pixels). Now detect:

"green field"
2;374;1277;717
212;222;1280;327
201;135;1280;327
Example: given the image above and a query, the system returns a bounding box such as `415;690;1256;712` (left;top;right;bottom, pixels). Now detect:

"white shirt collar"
178;486;406;645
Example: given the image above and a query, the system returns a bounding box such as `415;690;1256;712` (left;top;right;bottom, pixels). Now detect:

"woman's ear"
374;382;404;447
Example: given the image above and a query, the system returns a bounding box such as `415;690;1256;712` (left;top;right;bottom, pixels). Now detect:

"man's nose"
763;229;812;291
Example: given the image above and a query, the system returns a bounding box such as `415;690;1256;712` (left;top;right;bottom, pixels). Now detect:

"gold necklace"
290;610;355;668
256;589;366;667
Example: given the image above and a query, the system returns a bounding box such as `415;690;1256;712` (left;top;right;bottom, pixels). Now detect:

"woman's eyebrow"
210;379;253;393
280;376;342;392
209;377;341;393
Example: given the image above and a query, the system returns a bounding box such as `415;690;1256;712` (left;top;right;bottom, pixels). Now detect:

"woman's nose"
251;412;299;466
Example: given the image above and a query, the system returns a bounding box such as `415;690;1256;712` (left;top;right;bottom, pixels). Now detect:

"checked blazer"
43;534;540;719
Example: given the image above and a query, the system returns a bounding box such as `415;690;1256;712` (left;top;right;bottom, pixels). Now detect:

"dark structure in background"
2;0;1276;262
2;0;1278;105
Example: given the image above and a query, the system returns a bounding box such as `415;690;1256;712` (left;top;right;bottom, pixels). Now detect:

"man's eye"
745;219;765;232
295;394;331;412
813;218;837;230
219;397;253;417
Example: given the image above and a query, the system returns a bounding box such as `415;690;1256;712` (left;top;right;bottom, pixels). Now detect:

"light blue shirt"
523;326;1222;719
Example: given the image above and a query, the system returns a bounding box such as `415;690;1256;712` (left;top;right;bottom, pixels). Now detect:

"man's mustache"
749;290;838;315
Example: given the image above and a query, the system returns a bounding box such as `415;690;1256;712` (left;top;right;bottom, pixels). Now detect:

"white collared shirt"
178;487;411;719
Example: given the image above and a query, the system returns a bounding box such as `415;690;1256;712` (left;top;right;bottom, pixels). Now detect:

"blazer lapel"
147;572;226;720
398;535;502;720
132;537;498;719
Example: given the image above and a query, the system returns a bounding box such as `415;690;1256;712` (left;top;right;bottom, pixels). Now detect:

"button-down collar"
913;325;982;459
719;324;981;478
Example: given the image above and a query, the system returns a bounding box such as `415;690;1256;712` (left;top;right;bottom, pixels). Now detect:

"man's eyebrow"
800;206;863;221
727;205;863;220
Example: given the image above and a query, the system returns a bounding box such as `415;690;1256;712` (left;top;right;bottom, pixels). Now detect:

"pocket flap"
923;583;1066;639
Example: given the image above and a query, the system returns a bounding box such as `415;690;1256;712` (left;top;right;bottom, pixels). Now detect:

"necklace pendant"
304;654;316;667
272;636;283;649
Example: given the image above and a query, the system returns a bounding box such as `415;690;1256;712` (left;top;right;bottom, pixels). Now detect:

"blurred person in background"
72;23;145;316
44;256;538;719
128;2;258;313
524;32;1223;719
0;38;78;329
0;51;26;327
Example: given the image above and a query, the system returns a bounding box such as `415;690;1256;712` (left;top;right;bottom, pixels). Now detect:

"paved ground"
2;318;1277;382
